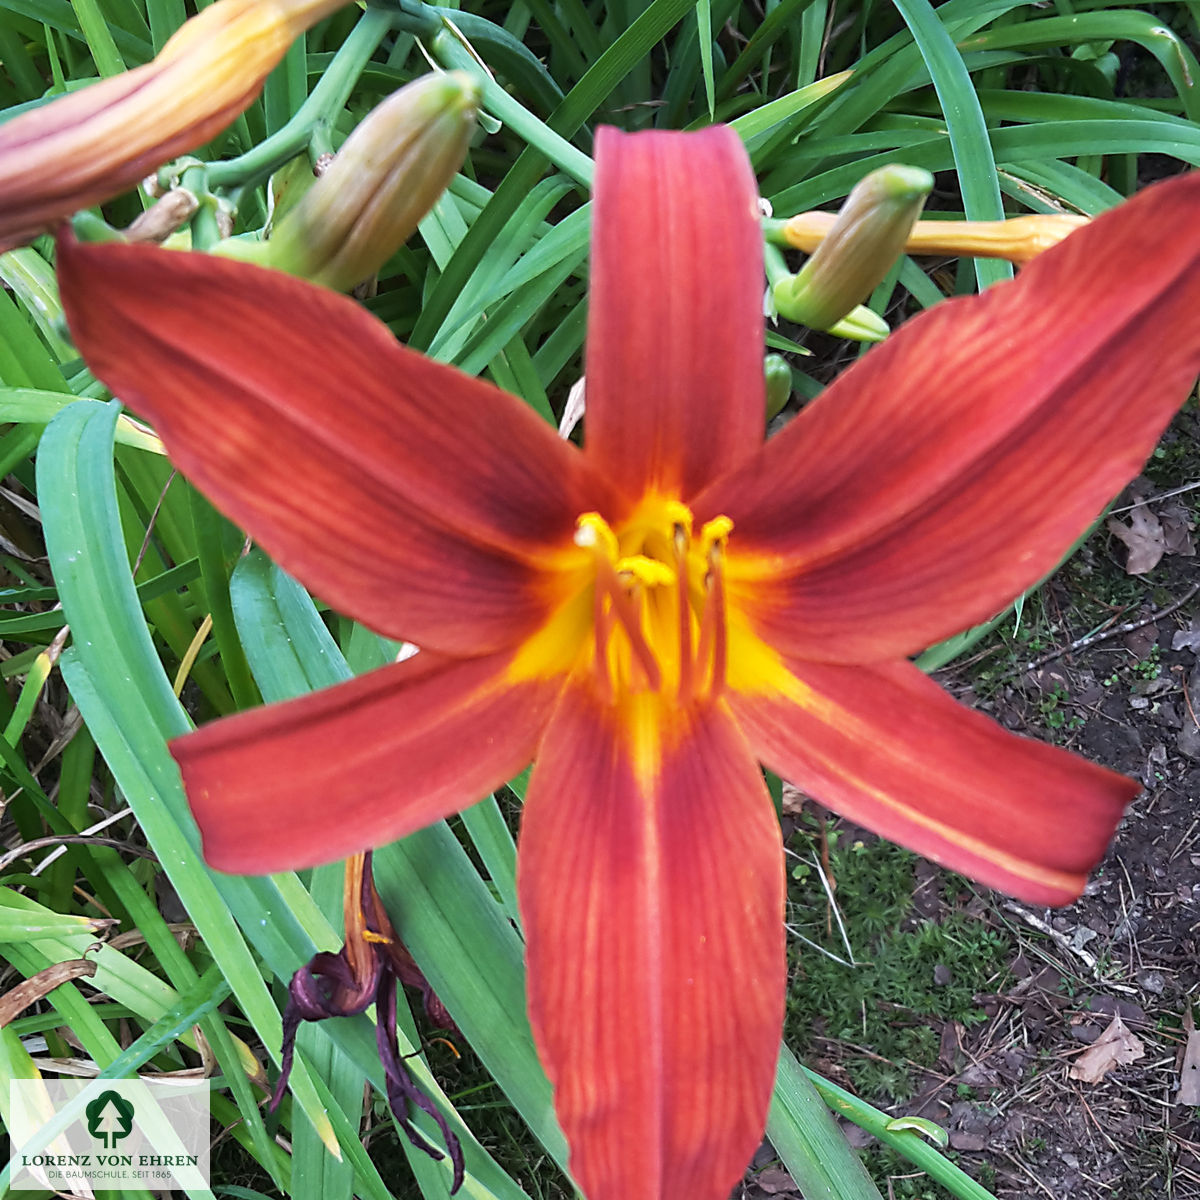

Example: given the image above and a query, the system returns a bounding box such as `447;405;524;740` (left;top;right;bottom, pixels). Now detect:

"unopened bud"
826;304;890;343
785;210;1089;266
773;164;933;332
764;355;792;420
235;72;479;291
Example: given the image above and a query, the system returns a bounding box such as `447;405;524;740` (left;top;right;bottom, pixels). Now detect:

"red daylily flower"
56;130;1200;1200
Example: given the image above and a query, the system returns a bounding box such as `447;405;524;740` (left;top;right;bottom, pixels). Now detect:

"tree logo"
85;1089;135;1148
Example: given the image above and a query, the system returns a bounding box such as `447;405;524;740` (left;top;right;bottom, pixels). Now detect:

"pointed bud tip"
866;164;935;206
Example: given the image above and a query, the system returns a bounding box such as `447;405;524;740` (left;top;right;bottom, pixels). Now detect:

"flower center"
571;499;732;705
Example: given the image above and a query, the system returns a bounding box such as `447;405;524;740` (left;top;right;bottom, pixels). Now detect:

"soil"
743;408;1200;1200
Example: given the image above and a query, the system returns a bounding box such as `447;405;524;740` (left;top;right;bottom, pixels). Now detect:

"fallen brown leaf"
1159;500;1196;556
1108;508;1166;575
1068;1012;1145;1083
0;958;97;1027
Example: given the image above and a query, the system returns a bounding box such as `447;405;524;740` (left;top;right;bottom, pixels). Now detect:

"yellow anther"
362;930;392;945
699;515;734;557
663;499;694;538
574;512;619;558
617;555;676;589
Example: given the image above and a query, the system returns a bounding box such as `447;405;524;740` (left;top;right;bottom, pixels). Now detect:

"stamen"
694;520;732;699
591;563;615;704
699;515;734;556
595;552;662;694
674;525;694;702
663;499;694;538
616;555;675;590
574;511;619;557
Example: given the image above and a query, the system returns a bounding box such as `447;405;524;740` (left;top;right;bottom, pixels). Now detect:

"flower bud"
237;72;480;292
763;355;792;420
785;210;1089;266
0;0;348;252
773;164;933;332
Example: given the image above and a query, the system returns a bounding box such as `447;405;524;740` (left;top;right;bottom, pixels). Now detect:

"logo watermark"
8;1078;210;1192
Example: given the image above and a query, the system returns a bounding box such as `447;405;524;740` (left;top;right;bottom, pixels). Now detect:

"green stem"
180;165;221;251
764;241;793;288
206;9;391;188
429;30;593;186
801;1060;998;1200
763;216;794;245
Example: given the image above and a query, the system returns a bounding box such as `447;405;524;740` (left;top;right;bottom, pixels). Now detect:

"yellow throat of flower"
512;497;738;708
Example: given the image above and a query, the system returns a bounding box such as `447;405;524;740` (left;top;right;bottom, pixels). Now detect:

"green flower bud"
229;71;479;291
826;303;890;344
773;164;933;332
763;354;792;420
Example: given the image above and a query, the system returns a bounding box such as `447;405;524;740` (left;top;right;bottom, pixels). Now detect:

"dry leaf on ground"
1107;508;1166;575
1177;1008;1200;1105
1068;1012;1145;1083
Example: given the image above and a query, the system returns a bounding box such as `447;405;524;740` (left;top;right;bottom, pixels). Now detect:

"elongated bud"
0;0;348;252
785;210;1089;266
236;72;480;291
764;355;792;420
773;164;933;332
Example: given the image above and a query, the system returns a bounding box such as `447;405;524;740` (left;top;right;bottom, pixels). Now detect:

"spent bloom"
785;207;1091;265
56;130;1200;1200
0;0;347;252
272;852;463;1190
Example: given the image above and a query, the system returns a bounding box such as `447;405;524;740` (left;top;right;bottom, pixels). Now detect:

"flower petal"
584;126;765;501
174;650;560;873
519;684;784;1200
58;236;613;654
730;656;1136;906
699;171;1200;662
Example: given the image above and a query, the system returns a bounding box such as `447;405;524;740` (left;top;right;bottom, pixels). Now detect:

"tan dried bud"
123;188;200;243
785;210;1090;266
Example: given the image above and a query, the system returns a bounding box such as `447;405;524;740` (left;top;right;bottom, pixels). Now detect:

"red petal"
58;237;613;654
519;684;784;1200
584;126;765;501
730;657;1136;905
698;171;1200;662
175;650;559;873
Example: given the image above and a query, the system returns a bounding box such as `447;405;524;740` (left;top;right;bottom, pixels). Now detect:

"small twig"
1020;583;1200;674
1000;901;1098;973
133;467;177;575
1108;478;1200;515
809;853;856;966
